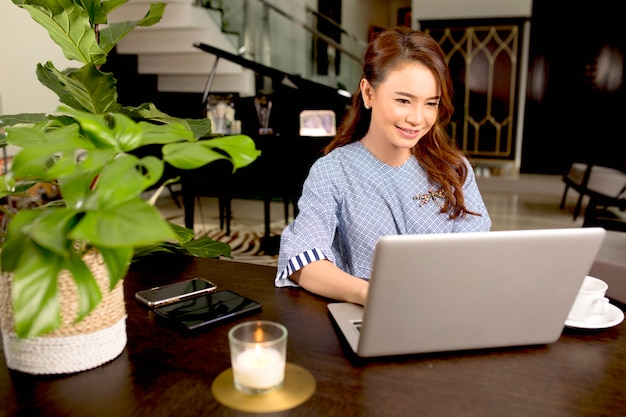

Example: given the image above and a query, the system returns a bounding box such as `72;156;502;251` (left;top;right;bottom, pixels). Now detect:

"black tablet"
154;290;262;331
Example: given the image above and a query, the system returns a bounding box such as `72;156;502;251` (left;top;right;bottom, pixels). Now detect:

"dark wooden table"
1;256;625;416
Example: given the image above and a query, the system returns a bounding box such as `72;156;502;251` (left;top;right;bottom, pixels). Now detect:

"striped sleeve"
275;248;328;287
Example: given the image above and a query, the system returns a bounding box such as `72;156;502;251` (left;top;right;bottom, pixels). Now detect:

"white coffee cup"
567;275;609;322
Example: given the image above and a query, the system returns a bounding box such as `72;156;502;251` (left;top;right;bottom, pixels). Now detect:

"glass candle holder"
228;320;288;395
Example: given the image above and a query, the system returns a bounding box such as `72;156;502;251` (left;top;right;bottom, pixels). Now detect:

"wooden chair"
560;163;626;220
583;200;626;231
582;181;626;232
559;163;589;219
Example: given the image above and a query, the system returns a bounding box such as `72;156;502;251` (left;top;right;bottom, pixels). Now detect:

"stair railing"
204;0;366;93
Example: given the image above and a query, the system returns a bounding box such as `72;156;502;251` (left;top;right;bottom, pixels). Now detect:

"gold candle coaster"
212;363;316;413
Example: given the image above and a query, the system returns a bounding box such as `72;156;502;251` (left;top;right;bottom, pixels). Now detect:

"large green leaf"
6;122;84;151
1;210;42;272
76;148;117;173
64;250;103;322
162;135;261;171
56;170;96;208
169;221;195;244
37;63;119;114
63;107;177;151
9;234;65;338
75;0;110;24
98;3;166;53
45;146;103;184
8;142;59;180
7;124;88;180
134;155;165;189
99;246;133;290
84;154;162;209
137;121;195;146
23;208;78;256
110;113;144;151
70;199;177;247
60;106;121;148
5;123;50;148
0;177;15;200
122;103;192;129
199;135;261;169
185;118;215;139
100;0;129;16
162;141;231;170
132;223;232;260
0;113;49;127
121;102;172;120
120;103;213;140
62;64;119;113
179;237;233;258
131;1;165;26
20;0;106;65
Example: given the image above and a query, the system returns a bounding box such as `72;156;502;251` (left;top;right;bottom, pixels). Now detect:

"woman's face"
360;62;440;164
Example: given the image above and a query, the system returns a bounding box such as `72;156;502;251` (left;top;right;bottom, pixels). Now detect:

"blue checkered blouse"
275;141;491;287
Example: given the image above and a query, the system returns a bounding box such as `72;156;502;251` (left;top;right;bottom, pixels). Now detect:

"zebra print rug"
194;221;284;267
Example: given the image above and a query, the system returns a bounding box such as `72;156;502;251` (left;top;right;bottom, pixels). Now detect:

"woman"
275;27;491;304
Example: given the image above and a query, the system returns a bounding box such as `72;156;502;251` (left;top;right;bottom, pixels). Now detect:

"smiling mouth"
397;126;420;135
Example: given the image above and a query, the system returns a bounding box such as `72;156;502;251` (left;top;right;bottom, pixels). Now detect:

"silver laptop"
328;227;606;358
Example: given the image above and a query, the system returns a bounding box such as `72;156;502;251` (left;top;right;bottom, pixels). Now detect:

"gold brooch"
413;188;445;207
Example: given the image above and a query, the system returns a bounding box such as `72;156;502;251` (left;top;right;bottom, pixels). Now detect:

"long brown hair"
325;26;479;219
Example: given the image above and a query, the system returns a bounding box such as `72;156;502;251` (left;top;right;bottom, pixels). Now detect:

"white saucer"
565;303;625;330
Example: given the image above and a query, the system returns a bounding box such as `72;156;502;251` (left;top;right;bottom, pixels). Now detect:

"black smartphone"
153;290;262;331
135;278;218;308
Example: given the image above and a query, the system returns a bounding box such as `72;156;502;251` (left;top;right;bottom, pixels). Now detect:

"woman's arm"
290;260;369;305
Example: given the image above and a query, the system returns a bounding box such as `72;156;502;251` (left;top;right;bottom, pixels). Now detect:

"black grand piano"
181;43;352;253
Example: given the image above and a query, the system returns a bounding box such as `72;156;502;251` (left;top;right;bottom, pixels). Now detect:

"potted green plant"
0;0;259;373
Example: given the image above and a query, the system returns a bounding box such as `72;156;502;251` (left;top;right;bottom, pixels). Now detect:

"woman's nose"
405;106;423;125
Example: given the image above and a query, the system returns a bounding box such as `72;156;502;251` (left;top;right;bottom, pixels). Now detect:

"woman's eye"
396;98;410;104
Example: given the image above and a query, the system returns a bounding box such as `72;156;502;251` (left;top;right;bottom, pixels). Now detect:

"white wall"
0;1;73;116
342;0;393;40
411;0;532;23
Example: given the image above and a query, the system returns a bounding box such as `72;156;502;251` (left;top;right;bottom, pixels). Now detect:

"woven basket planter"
0;249;127;375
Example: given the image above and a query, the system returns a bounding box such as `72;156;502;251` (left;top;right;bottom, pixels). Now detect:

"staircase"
108;0;256;96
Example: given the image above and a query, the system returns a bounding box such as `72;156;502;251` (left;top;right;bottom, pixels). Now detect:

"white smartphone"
135;278;218;308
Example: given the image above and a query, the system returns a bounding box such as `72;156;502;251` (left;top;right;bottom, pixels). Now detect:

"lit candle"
229;321;288;394
233;344;285;390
